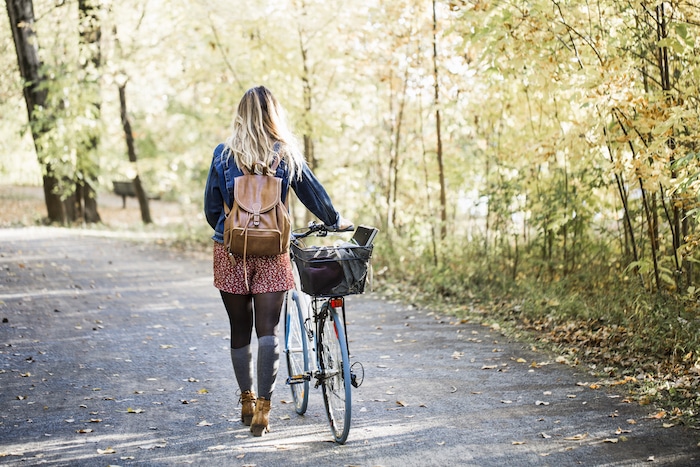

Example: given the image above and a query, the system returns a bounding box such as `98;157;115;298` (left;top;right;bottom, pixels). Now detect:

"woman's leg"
220;291;254;392
252;291;286;399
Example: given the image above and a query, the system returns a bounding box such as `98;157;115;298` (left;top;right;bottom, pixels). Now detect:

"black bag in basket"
292;242;373;296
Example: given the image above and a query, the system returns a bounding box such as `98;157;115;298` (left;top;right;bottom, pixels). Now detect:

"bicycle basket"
291;242;373;297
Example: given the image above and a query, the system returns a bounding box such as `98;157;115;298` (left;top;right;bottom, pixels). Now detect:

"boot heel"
250;397;271;436
239;391;256;427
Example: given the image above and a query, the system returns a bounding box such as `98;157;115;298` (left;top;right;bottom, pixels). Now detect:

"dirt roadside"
1;226;699;466
0;184;197;230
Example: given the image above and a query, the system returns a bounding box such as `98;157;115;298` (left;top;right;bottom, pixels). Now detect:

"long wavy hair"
224;86;304;180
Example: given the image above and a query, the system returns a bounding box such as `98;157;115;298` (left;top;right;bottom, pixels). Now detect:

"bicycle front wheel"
284;290;309;415
318;302;352;444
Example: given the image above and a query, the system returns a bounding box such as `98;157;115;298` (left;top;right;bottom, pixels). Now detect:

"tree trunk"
118;83;152;224
432;0;447;240
76;0;102;223
300;35;315;171
418;91;438;266
655;3;683;286
6;0;65;223
387;67;409;231
299;24;315;227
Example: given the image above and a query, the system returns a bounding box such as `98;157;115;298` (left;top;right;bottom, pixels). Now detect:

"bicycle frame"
285;276;348;389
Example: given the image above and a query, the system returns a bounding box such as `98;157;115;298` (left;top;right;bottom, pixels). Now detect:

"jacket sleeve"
290;162;341;227
204;151;224;230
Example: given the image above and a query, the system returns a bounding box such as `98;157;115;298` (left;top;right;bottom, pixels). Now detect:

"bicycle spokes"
319;306;352;444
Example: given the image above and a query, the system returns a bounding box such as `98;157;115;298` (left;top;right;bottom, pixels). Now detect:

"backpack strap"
270;155;281;172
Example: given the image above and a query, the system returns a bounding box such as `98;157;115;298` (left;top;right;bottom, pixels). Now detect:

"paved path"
0;227;698;466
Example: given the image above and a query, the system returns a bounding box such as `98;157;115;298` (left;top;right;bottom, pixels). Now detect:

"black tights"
219;290;285;349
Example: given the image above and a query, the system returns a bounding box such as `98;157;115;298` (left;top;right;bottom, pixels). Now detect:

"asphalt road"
1;227;698;467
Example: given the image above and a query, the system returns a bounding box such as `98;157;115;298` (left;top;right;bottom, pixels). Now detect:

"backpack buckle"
252;202;262;226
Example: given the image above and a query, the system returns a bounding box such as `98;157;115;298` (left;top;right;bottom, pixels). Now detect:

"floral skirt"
213;241;295;295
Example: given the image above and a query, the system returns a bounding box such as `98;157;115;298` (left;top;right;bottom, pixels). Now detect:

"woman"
204;86;351;436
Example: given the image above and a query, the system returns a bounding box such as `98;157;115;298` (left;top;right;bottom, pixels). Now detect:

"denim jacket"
204;143;341;243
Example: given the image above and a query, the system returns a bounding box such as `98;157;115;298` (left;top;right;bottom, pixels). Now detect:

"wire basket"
291;242;373;297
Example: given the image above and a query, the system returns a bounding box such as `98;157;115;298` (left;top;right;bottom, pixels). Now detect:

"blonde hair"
224;86;304;180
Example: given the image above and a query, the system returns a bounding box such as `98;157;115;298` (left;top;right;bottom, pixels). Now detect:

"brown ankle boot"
250;397;271;436
240;391;256;426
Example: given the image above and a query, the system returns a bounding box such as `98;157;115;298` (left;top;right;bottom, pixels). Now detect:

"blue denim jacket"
204;143;341;243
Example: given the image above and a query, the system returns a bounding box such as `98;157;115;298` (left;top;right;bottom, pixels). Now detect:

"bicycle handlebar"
292;221;354;240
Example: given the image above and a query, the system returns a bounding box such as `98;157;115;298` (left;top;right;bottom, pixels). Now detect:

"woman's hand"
337;216;354;231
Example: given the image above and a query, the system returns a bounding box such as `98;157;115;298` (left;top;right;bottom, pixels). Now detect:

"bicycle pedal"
286;374;308;385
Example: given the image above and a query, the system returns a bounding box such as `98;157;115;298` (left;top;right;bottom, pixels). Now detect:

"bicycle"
283;222;377;444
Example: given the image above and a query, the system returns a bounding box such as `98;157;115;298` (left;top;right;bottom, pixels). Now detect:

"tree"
431;0;447;240
118;80;152;224
6;0;65;223
69;0;102;223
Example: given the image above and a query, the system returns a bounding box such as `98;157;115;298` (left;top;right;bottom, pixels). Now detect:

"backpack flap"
234;175;281;215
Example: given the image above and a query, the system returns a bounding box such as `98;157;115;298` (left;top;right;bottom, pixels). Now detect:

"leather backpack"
223;157;291;259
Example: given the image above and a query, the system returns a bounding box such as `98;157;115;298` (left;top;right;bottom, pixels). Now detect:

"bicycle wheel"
318;302;352;444
284;290;309;415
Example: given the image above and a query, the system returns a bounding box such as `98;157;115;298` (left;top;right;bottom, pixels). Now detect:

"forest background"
4;0;700;423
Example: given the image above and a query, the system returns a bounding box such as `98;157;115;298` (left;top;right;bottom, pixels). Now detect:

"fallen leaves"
576;381;602;390
609;376;638;386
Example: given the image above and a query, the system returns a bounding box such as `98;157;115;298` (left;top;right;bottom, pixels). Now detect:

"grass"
372;234;700;426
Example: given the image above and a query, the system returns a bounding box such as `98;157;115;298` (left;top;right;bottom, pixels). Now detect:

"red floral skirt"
213;241;294;295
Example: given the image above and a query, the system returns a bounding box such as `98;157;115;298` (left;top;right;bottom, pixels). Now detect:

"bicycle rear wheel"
318;302;352;444
284;290;309;415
